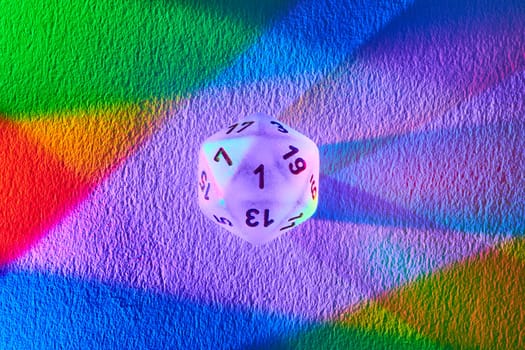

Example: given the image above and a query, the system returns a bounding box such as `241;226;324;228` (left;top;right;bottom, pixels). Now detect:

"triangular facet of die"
201;137;256;190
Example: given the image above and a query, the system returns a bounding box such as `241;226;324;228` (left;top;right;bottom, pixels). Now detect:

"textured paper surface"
1;0;524;348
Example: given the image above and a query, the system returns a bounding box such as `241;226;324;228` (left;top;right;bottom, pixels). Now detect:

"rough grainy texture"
1;0;524;349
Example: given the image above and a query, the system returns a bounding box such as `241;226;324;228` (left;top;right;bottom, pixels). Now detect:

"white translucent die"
197;113;319;244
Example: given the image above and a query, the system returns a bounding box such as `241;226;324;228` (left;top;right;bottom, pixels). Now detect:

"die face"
200;136;256;192
197;159;243;239
272;149;319;236
214;135;319;226
198;115;319;244
278;173;319;234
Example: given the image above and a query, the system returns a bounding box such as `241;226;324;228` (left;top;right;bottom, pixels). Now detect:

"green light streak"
0;0;260;118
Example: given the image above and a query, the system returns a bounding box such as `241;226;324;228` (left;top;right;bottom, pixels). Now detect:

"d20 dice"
197;113;319;244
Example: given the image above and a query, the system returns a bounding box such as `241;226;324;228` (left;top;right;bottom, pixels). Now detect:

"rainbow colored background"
1;0;524;348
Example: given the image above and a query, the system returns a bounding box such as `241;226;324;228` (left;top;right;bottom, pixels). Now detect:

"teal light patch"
202;136;255;189
300;197;318;223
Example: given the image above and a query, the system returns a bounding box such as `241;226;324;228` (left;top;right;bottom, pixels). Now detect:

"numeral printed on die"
214;147;232;166
226;121;255;134
283;145;306;175
199;171;211;200
270;121;288;133
252;146;309;191
246;208;274;227
280;212;304;231
309;174;317;200
213;215;233;226
253;164;265;189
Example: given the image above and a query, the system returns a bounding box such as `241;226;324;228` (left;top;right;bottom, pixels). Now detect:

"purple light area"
291;220;499;306
321;120;525;235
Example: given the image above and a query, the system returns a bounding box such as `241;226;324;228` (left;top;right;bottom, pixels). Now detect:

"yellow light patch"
377;250;525;349
340;301;425;340
500;237;525;262
16;101;170;181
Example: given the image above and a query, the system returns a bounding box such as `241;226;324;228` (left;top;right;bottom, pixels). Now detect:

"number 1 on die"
253;164;264;189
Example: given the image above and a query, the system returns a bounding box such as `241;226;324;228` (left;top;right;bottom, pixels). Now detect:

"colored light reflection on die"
197;113;319;245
